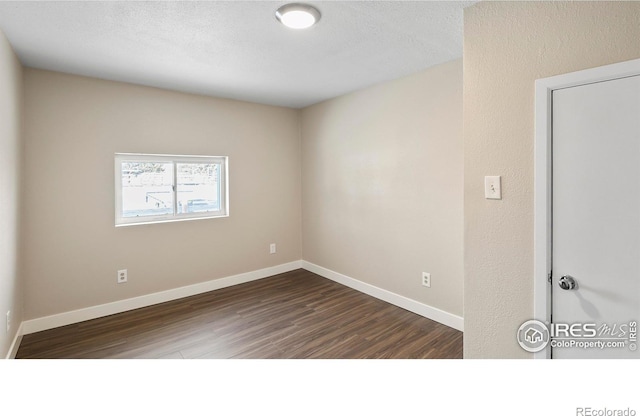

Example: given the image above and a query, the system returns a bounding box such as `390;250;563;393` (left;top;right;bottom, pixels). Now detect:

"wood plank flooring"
16;269;463;359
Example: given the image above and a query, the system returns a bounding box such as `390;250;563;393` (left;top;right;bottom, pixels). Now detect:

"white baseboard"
5;322;24;359
18;259;463;342
301;261;464;331
21;261;302;335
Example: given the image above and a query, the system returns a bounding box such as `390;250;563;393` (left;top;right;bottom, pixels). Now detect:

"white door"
552;74;640;358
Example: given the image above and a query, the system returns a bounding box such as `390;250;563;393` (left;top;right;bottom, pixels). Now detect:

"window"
115;153;228;226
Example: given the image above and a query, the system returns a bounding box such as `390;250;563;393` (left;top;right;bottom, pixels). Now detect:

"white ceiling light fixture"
275;3;321;30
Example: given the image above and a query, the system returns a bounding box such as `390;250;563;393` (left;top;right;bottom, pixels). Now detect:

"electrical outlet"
422;272;431;288
6;310;10;333
270;243;276;254
117;269;128;284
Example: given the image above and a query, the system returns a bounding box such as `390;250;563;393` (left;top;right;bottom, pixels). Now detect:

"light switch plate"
485;176;502;200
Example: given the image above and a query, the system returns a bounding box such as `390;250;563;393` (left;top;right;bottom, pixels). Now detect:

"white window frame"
115;153;229;227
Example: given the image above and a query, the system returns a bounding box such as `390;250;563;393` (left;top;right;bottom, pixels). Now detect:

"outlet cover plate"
422;272;431;288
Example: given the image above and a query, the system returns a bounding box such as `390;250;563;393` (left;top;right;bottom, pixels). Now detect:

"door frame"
534;58;640;359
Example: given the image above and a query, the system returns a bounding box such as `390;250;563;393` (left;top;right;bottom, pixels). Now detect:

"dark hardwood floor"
16;269;463;359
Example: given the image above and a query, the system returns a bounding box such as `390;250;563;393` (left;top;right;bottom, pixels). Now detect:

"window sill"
115;214;229;227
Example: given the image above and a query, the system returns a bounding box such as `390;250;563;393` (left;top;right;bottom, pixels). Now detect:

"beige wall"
301;60;463;318
22;60;464;328
0;30;23;358
22;70;301;319
464;1;640;358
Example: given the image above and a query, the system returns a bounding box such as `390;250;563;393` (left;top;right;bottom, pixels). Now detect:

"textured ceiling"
0;1;476;108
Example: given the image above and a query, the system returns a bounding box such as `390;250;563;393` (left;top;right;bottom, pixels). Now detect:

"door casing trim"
534;58;640;359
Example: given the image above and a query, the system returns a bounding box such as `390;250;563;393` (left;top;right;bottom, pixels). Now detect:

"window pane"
121;162;174;218
176;163;220;214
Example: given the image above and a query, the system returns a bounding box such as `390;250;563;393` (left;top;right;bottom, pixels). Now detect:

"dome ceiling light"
275;3;321;30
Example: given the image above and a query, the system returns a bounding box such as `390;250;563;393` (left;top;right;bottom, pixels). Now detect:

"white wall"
22;69;301;320
301;60;463;319
464;1;640;358
0;30;23;358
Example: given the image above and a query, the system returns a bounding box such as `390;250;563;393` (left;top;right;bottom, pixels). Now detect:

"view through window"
115;154;228;226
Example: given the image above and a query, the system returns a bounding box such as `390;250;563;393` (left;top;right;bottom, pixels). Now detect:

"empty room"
1;0;467;361
1;1;640;410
